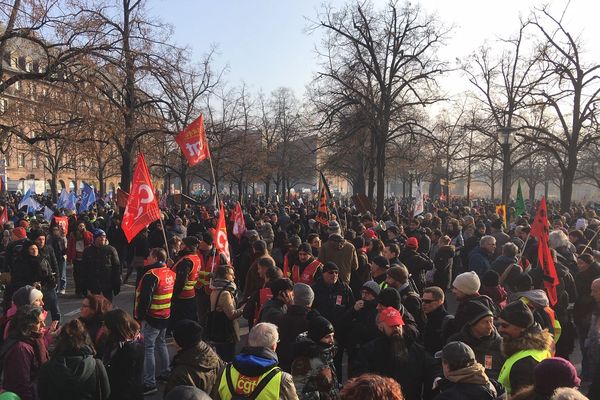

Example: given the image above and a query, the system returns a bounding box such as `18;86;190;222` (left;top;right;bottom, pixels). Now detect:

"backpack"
224;364;281;399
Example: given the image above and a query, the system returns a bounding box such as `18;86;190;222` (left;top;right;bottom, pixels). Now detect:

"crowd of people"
0;196;597;400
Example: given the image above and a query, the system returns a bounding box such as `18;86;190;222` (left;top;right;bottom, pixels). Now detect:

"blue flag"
43;207;54;222
18;188;43;213
80;183;96;212
57;189;69;209
66;192;77;211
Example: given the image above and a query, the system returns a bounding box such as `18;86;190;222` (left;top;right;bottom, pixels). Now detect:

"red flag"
530;197;559;305
0;207;7;225
122;154;162;243
215;202;231;263
231;202;246;239
53;216;69;235
175;114;211;166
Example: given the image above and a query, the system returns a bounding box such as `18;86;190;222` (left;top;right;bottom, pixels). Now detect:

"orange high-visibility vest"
292;259;322;286
172;254;201;299
135;266;175;320
195;249;223;293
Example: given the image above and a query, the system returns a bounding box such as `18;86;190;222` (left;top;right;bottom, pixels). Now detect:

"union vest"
498;348;551;395
135;266;176;320
195;249;223;293
172;254;201;299
218;364;281;400
291;259;322;285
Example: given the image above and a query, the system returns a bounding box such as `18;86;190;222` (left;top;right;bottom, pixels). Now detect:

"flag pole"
208;156;220;209
580;225;600;255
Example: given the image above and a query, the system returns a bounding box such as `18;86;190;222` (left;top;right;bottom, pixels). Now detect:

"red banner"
117;188;129;209
530;196;559;306
122;154;161;243
0;207;7;225
315;185;329;226
215;202;231;263
175;114;211;166
231;201;246;239
53;216;69;235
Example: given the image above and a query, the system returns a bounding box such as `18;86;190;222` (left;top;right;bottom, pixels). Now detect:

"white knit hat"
453;271;480;295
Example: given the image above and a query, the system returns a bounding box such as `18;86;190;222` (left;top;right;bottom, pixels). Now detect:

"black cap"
308;316;334;343
298;242;312;254
173;319;203;349
323;261;339;273
461;301;494;326
182;236;200;249
371;256;389;269
435;341;476;370
378;287;401;310
499;300;534;329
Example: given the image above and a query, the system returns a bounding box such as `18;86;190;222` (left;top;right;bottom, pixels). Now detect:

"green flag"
515;181;525;216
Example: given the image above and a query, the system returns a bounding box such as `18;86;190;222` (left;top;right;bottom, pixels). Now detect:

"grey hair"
550;387;588;400
548;230;570;250
502;242;519;257
248;322;279;348
480;235;496;247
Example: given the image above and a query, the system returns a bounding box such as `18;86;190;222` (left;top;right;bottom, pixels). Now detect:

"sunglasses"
421;299;436;304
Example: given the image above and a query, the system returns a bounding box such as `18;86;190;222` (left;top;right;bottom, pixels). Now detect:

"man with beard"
356;306;438;400
433;341;505;400
291;316;339;399
497;300;553;396
447;301;504;380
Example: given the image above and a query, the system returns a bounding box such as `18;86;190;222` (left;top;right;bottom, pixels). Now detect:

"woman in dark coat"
38;319;110;400
102;309;144;400
78;294;112;353
0;305;49;400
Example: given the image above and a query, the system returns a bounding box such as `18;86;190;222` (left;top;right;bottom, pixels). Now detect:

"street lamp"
499;127;515;204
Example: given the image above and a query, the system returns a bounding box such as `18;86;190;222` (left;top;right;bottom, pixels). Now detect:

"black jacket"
38;346;110;400
356;333;439;400
398;248;434;293
102;338;144;400
38;246;58;289
274;305;318;372
81;244;121;295
433;378;506;400
172;250;195;300
574;262;600;332
448;326;504;380
422;306;450;356
311;278;355;338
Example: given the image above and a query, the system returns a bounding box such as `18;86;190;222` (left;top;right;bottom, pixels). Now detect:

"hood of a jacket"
174;341;222;370
233;346;279;376
327;234;345;249
515;289;549;307
45;347;97;385
501;325;553;357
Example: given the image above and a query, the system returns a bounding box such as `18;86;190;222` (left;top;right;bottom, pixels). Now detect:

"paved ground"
54;265;585;398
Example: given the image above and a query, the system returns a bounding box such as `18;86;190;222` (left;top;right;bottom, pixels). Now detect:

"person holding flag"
195;230;228;323
169;235;202;332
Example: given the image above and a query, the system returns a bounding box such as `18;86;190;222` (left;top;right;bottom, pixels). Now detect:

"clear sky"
148;0;600;99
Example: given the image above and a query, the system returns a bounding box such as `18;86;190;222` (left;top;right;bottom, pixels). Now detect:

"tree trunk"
50;172;58;203
376;138;386;216
561;167;576;213
528;181;536;205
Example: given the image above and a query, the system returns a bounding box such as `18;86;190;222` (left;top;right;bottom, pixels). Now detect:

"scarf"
446;363;490;386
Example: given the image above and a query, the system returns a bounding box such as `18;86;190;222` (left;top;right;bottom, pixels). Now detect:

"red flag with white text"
122;154;162;243
530;196;559;305
175;114;211;166
231;202;246;239
215;202;231;263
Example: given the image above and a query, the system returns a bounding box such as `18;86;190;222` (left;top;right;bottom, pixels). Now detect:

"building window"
18;153;25;167
13;80;21;92
32;157;38;169
0;98;7;114
9;53;18;69
27;83;35;97
5;153;10;167
25;57;33;72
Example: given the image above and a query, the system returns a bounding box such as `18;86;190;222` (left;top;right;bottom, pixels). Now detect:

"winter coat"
433;371;506;400
422;306;450;356
81;244;121;296
38;346;110;400
432;245;455;290
211;346;298;400
355;333;439;400
164;341;225;397
349;250;370;296
209;280;241;342
500;326;553;396
102;337;144;400
260;298;287;324
0;334;49;400
66;231;93;263
491;255;517;276
311;279;354;343
11;248;50;288
275;305;318;373
291;335;339;400
37;246;58;290
468;246;493;278
341;300;379;375
448;325;505;380
318;234;358;284
397;247;434;293
574;262;600;334
453;294;499;332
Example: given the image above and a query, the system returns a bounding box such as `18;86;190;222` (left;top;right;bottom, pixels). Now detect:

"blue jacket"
468;247;493;277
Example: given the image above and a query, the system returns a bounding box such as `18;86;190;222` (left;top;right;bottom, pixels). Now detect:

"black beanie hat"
500;300;534;329
308;316;334;343
462;300;494;326
182;236;200;249
378;287;401;310
482;270;500;287
173;319;203;349
298;243;312;254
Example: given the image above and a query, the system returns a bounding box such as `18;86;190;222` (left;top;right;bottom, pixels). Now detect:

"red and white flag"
215;202;231;263
231;201;246;239
53;216;69;235
0;206;7;225
122;153;162;243
175;114;211;166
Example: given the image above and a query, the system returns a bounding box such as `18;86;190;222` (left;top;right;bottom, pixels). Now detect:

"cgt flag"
176;114;211;166
215;202;231;263
122;153;162;243
530;196;559;306
315;186;330;226
231;201;246;239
